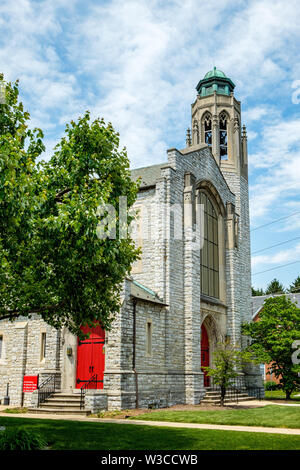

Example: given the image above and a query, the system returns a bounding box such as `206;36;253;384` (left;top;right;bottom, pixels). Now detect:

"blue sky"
1;0;300;291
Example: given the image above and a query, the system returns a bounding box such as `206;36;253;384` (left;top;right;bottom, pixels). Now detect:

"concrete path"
238;399;300;407
0;410;300;436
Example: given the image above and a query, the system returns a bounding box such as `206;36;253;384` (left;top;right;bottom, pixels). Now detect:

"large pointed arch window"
219;112;228;160
200;192;219;298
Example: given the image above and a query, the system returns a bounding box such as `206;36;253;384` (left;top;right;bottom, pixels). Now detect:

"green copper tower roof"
204;67;227;79
196;67;235;97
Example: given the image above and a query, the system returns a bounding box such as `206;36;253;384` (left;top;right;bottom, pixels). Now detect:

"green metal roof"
204;67;227;79
196;67;235;97
132;279;158;297
130;279;167;305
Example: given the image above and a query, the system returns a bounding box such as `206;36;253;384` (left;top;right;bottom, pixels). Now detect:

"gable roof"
252;292;300;320
131;163;166;189
127;277;167;305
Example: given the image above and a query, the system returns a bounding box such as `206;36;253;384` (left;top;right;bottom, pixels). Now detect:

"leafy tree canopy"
252;286;265;296
203;339;255;405
289;275;300;293
0;75;140;335
242;295;300;398
265;278;285;295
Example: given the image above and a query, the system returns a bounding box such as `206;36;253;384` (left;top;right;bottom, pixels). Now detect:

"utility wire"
252;260;300;276
252;236;300;255
250;210;300;232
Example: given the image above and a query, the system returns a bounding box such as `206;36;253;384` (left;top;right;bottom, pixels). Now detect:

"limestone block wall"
0;315;61;407
104;284;175;409
85;390;108;413
166;147;236;401
0;141;259;410
222;171;252;347
222;170;263;390
128;146;245;407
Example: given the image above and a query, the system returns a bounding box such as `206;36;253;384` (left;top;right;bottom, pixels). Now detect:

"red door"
201;324;210;387
76;323;105;389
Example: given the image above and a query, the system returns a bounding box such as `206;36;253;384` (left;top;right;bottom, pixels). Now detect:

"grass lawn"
0;416;300;450
133;405;300;429
264;390;300;403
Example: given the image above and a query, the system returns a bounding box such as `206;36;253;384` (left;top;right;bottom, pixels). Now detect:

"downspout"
132;299;138;409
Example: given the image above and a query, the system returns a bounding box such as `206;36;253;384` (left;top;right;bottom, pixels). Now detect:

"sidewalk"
0;409;300;436
234;399;300;407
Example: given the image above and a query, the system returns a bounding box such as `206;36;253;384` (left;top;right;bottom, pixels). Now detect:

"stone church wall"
0;315;61;406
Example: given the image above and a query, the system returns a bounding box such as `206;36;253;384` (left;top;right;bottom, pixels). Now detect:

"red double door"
201;324;210;387
76;323;105;389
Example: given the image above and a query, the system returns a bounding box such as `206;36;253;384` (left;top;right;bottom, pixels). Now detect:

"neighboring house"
0;68;263;412
252;293;300;383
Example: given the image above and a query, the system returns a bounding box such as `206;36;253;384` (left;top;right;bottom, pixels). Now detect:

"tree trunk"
285;390;292;400
220;385;226;406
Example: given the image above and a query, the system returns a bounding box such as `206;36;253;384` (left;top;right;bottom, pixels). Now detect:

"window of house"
146;322;152;356
219;113;228;160
200;192;219;298
204;115;212;147
40;332;46;361
0;335;3;359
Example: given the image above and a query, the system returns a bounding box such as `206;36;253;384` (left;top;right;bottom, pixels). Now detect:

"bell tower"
186;68;252;352
187;67;248;180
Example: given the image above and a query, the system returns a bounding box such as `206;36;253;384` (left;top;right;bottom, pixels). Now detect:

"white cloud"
1;0;299;289
248;112;300;223
0;0;299;174
252;242;300;269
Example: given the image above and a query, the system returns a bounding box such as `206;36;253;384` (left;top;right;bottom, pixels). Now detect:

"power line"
252;260;300;276
252;236;300;255
250;211;300;232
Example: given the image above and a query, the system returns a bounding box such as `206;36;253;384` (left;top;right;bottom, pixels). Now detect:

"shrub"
264;381;281;391
3;407;28;414
0;427;47;450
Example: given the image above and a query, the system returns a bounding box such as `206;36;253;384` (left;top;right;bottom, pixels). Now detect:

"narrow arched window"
200;192;219;299
219;112;228;160
203;114;212;147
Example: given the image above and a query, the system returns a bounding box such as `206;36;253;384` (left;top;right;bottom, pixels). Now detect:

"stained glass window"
204;114;212;147
219;113;228;160
200;192;219;298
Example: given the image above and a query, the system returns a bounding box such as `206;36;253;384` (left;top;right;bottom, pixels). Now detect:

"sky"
0;0;300;292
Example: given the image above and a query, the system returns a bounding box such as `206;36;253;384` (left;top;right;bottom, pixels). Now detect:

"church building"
0;68;262;413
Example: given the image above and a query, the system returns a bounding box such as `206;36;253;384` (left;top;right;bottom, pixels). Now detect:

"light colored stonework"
0;70;263;410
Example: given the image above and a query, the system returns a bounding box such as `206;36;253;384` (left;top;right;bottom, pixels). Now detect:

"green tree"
289;276;300;293
242;296;300;399
203;340;253;406
265;278;285;295
0;75;140;335
252;286;265;296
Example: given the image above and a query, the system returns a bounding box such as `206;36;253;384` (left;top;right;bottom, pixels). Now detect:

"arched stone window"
219;112;228;160
202;113;212;147
200;191;219;298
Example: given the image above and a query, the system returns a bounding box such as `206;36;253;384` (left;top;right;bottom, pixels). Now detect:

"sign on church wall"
23;375;39;393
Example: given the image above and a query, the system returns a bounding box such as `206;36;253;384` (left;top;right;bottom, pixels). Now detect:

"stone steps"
203;393;250;399
28;391;90;416
201;389;257;405
45;399;82;406
29;407;90;415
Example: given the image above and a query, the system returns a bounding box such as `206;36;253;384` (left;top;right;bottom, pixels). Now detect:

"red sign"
23;375;39;393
